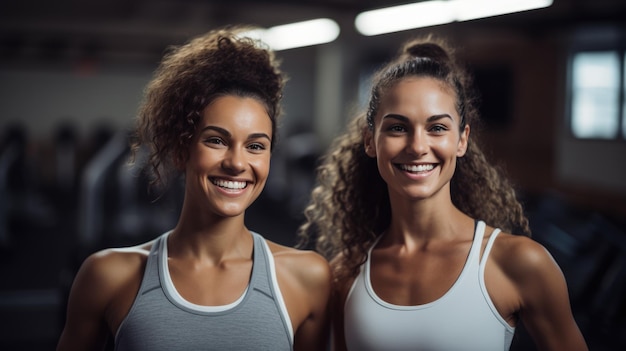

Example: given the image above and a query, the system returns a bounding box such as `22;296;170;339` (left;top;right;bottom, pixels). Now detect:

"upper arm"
326;254;353;351
57;253;115;351
291;251;333;351
330;276;352;351
504;237;588;351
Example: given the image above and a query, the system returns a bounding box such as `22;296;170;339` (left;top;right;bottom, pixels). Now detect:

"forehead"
200;95;272;131
378;77;459;119
383;76;455;101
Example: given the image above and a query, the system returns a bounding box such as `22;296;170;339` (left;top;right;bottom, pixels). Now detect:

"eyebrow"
382;114;453;123
200;126;271;142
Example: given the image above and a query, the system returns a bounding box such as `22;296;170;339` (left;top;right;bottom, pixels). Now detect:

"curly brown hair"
131;25;286;190
298;36;530;282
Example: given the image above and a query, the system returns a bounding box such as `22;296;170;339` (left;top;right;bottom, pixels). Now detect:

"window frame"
566;39;626;141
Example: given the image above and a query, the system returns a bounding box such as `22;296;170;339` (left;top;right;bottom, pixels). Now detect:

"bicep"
293;257;333;351
327;272;356;351
56;255;112;351
330;283;348;351
512;242;588;351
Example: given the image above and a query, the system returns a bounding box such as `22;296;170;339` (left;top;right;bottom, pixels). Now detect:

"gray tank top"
115;231;293;350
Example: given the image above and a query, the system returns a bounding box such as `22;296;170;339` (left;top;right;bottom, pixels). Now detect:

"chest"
115;288;292;351
167;258;253;306
369;244;474;306
112;244;293;350
343;243;516;351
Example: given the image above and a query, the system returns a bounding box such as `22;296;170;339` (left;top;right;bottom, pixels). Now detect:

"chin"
218;206;248;218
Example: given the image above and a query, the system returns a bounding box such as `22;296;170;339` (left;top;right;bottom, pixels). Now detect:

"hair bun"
403;41;451;65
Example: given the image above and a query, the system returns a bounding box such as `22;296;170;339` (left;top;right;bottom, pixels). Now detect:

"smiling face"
365;77;469;203
183;95;272;219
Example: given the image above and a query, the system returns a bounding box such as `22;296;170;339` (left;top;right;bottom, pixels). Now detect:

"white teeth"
401;164;434;172
212;179;247;189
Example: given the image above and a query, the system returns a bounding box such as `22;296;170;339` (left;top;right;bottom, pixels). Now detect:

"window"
623;56;626;138
571;52;620;138
569;50;625;139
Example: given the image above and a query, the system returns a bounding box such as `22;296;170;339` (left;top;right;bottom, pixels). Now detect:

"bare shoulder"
489;231;561;283
84;242;152;277
74;241;154;299
487;231;588;351
59;240;156;348
265;240;332;287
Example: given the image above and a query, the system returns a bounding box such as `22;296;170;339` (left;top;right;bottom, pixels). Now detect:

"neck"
386;190;471;243
170;203;251;262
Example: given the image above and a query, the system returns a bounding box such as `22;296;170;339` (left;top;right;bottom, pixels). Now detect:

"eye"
248;142;267;151
386;124;407;133
429;124;449;133
247;138;271;153
203;136;226;146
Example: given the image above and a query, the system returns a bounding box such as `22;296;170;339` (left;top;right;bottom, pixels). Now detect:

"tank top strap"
138;232;169;295
248;232;272;296
249;232;294;342
479;225;502;267
362;234;384;278
468;220;487;267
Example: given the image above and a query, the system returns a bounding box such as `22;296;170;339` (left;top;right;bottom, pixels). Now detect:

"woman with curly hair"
57;26;331;351
299;37;586;350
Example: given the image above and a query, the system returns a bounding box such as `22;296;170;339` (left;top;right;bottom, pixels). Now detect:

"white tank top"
344;221;515;351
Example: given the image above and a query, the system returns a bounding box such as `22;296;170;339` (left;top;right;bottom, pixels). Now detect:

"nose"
406;130;428;156
222;147;246;174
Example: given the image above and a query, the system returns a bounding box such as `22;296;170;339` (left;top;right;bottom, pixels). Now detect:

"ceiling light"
243;18;340;51
355;0;553;36
451;0;553;22
355;1;452;36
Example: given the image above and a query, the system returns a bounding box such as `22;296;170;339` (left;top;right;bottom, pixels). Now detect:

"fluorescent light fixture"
451;0;553;22
355;0;553;36
356;1;452;36
242;18;340;51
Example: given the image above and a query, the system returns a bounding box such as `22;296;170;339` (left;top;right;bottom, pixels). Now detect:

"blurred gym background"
1;0;625;349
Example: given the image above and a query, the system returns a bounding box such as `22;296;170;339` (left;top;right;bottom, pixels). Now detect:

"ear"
363;128;376;158
456;125;470;157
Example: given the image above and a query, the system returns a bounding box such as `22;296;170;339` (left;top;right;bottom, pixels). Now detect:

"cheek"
374;140;397;173
251;156;271;177
440;138;456;150
187;148;218;171
437;135;461;154
376;137;400;156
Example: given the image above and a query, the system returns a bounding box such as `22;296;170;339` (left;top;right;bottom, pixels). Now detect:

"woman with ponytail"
299;37;586;350
57;26;331;351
